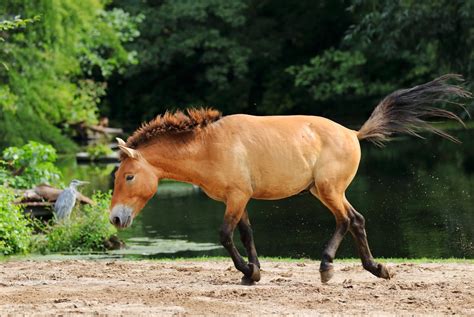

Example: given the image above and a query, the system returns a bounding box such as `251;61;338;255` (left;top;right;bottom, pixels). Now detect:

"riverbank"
0;259;472;315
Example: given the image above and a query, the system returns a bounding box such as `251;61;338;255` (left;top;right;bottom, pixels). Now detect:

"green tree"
107;0;352;124
108;0;250;122
289;0;474;114
0;1;141;151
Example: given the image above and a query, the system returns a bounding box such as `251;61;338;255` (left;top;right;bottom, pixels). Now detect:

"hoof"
320;267;335;284
241;275;256;286
248;263;261;282
378;264;391;279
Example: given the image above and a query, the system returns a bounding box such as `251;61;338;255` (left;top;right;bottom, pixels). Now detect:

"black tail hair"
358;74;472;146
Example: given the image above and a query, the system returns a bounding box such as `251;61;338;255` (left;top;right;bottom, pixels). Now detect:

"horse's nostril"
112;216;121;226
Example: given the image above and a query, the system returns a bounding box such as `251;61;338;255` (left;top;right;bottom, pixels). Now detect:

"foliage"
0;1;141;151
289;0;474;111
0;186;32;255
125;0;248;86
107;0;356;122
67;80;107;126
288;49;367;101
0;1;471;157
0;140;117;256
86;142;113;160
0;141;62;189
108;0;253;121
32;191;117;253
287;49;396;102
0;15;39;40
107;0;472;126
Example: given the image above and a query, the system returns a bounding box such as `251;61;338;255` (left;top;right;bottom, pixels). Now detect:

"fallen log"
87;125;123;135
76;151;119;163
15;184;94;205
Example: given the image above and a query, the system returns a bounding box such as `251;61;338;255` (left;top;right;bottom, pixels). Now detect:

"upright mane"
125;108;222;149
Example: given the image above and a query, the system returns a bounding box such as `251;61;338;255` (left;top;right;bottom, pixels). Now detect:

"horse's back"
211;114;360;199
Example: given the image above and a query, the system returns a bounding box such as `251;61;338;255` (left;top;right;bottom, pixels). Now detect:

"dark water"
60;130;474;259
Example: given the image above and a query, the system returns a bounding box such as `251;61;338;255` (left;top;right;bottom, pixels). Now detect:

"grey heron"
54;179;89;220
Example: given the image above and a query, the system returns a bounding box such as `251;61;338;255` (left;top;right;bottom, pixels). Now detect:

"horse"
109;74;471;284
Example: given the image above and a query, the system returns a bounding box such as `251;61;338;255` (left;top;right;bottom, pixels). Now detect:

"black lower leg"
220;223;258;279
348;207;390;279
320;218;350;275
238;214;260;268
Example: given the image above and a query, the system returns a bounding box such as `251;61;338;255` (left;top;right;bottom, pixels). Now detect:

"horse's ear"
116;137;126;146
118;145;141;159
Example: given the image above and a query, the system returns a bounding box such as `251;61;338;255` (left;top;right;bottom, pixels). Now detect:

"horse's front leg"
219;193;261;284
238;210;260;269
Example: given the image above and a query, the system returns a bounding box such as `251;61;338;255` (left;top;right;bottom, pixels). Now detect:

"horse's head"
109;139;158;228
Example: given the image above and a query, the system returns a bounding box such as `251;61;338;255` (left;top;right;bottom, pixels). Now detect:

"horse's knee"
321;216;350;261
238;223;253;245
338;216;351;230
349;210;365;232
333;215;350;237
219;226;232;247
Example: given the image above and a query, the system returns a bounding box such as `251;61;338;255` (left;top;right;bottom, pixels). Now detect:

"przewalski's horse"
110;74;471;284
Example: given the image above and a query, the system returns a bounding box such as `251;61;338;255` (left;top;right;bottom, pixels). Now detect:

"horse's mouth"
110;205;134;228
118;215;133;228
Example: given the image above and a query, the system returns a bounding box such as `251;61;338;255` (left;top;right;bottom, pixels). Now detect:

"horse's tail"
357;74;472;146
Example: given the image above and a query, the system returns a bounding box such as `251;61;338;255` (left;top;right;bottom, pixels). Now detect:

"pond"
58;130;474;259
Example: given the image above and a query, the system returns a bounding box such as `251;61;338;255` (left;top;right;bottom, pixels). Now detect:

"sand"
0;259;472;315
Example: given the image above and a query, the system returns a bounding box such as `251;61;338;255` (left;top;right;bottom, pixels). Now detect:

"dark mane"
125;108;222;149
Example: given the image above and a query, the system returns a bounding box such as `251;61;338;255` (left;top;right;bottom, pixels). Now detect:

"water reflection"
58;130;474;259
110;237;221;256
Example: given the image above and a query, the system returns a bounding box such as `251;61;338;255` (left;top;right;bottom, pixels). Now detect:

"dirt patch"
0;259;472;315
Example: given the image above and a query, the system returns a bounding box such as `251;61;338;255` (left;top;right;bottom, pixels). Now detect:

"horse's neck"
140;134;209;186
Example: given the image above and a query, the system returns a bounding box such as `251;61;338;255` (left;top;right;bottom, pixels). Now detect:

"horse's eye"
125;175;134;181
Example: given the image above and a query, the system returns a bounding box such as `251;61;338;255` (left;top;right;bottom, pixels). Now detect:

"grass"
133;256;474;264
1;254;473;264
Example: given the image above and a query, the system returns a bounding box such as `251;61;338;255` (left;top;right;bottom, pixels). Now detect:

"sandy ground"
0;259;472;316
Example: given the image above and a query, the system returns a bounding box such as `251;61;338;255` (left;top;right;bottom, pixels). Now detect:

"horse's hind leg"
344;199;391;279
312;179;391;282
238;210;260;269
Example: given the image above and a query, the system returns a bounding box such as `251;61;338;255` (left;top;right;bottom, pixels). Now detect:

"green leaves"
128;0;250;87
1;141;62;189
0;186;32;255
0;1;141;151
67;80;106;125
33;191;117;253
0;141;117;256
0;15;39;32
108;0;355;120
86;143;113;160
286;0;473;108
288;49;367;101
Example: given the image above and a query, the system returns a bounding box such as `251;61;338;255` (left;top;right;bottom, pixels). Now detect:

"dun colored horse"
110;74;470;284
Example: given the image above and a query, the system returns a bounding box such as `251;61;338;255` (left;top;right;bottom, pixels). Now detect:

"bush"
0;186;33;255
86;143;113;160
1;141;62;189
32;191;117;253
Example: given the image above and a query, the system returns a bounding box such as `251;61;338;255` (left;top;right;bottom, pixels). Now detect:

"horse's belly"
248;148;317;199
250;164;314;200
252;185;311;200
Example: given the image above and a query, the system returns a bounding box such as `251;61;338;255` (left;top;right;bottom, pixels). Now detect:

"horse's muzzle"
109;204;133;228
